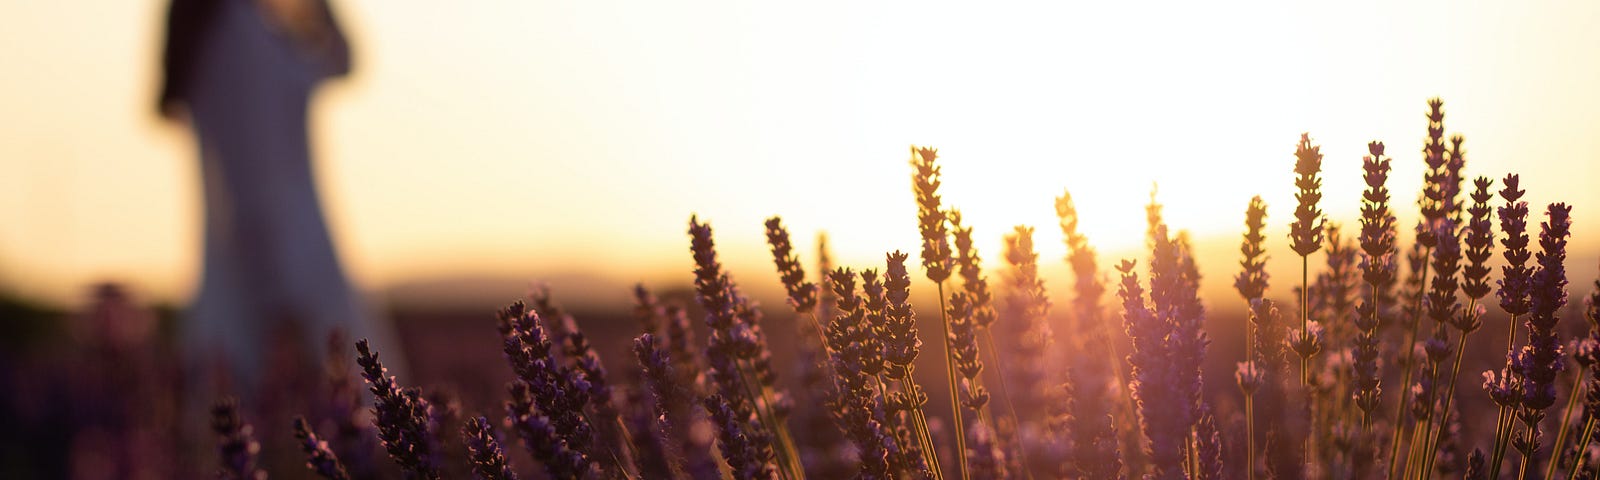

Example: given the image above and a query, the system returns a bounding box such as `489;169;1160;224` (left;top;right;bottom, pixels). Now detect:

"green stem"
1491;406;1511;480
1498;415;1522;480
893;371;945;480
935;282;970;480
1300;256;1311;387
735;362;796;480
1546;366;1587;480
1246;395;1256;480
612;416;641;478
1408;418;1432;479
1518;446;1532;480
1245;296;1258;480
1300;255;1313;474
1421;322;1473;477
1566;417;1596;480
1490;313;1523;480
1518;415;1541;480
1415;333;1447;478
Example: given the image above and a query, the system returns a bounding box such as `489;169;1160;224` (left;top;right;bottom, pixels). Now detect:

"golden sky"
3;1;1598;307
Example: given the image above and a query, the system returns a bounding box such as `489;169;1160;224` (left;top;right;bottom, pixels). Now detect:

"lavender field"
13;3;1600;479
7;99;1599;480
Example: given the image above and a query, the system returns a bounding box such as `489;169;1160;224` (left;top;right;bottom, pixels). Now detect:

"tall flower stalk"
688;217;790;479
1003;226;1062;475
765;216;823;340
1513;204;1574;479
764;216;848;478
1428;176;1494;476
1118;222;1207;480
1390;97;1449;480
1287;133;1325;472
1287;133;1326;382
532;291;633;475
497;305;597;479
1354;142;1394;429
1488;173;1533;477
1411;137;1469;479
1410;216;1462;477
1567;266;1600;480
946;209;1007;475
882;253;941;478
1056;189;1126;478
824;268;900;479
1234;196;1271;479
911;145;964;480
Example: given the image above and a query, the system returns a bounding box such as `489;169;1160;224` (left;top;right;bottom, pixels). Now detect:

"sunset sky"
3;1;1598;308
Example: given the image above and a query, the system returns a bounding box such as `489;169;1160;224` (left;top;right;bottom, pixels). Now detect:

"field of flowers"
6;98;1599;480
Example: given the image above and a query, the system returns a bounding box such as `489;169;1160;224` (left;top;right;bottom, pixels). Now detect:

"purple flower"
1117;255;1192;479
687;216;788;474
321;329;379;479
1497;174;1533;316
506;381;594;479
1289;133;1325;257
1236;361;1264;395
1462;177;1497;300
966;420;1008;480
705;395;778;480
910;146;954;283
355;339;442;479
1427;220;1464;330
292;417;350;480
946;292;987;410
1517;204;1573;412
765;216;819;313
462;416;518;480
825;267;901;479
1237;195;1271;301
498;306;595;455
1003;226;1057;416
950;210;998;330
1482;367;1522;410
212;398;265;480
881;252;922;371
1418;98;1450;247
1511;203;1574;462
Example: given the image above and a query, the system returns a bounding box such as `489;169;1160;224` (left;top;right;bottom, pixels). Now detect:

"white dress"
180;0;400;388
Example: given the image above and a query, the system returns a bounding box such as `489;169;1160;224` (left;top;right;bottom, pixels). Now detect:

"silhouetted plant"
177;98;1600;480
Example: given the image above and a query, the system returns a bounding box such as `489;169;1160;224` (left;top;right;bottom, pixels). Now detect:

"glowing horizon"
3;1;1599;307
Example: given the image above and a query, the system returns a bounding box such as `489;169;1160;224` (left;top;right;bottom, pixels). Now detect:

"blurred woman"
159;0;398;389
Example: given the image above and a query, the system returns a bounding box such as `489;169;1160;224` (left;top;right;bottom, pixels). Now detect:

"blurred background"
2;1;1599;478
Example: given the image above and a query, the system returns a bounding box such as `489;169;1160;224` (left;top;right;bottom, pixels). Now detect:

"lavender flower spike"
765;216;819;313
293;416;351;480
463;416;519;480
356;339;442;479
1512;203;1574;469
212;398;265;480
706;394;778;480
